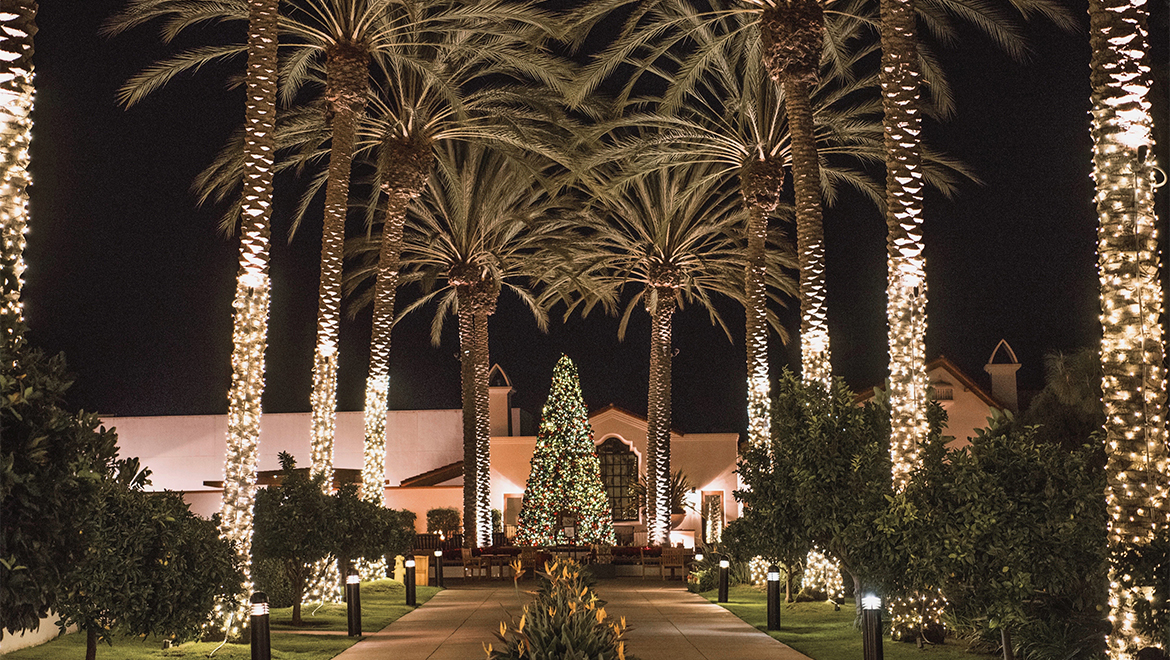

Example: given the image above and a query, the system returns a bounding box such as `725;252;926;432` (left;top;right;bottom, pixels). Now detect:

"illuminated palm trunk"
743;203;773;452
761;0;832;391
454;275;497;548
216;0;277;632
645;280;677;545
1088;0;1169;654
361;139;434;507
879;0;928;491
310;43;370;488
0;0;36;342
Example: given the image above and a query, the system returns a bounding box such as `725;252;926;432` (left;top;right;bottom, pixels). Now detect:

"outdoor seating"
461;548;488;579
641;546;663;579
661;546;687;580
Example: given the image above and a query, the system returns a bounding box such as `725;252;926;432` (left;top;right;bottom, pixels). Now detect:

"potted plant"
630;470;696;531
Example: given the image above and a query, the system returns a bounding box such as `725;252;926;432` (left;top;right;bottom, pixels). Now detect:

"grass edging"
699;585;989;660
1;580;439;660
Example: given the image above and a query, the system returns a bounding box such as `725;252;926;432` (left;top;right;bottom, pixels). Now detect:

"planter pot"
670;513;686;529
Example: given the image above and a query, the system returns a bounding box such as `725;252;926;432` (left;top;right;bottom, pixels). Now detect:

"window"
597;437;638;521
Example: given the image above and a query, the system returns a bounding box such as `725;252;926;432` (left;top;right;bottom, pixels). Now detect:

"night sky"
21;0;1169;437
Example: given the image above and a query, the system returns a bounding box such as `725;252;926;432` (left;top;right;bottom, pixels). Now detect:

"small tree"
515;356;615;546
2;326;125;636
383;508;417;560
56;463;242;660
426;507;461;538
252;453;332;626
332;483;390;584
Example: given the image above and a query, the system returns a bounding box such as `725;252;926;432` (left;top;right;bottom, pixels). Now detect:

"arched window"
597;437;638;521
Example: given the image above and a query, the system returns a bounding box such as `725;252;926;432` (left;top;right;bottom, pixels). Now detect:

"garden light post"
862;594;883;660
404;555;416;606
345;571;361;636
433;549;444;588
767;565;781;630
718;558;729;603
250;592;271;660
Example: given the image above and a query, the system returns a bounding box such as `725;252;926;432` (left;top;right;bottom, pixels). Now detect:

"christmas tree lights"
515;355;616;547
804;546;843;602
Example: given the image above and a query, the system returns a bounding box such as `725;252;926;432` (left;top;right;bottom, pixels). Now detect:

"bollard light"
862;594;883;660
695;551;704;563
345;571;362;637
766;565;781;630
433;549;444;588
250;592;271;660
717;559;730;603
404;555;417;607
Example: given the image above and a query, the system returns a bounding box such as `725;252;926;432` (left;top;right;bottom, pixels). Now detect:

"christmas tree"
515;355;616;546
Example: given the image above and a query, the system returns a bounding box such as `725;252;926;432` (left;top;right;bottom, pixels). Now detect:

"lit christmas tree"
515;355;616;546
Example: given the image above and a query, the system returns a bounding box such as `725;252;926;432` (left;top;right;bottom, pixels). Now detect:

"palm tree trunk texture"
361;140;434;508
783;77;832;391
218;0;277;615
472;311;493;548
1088;0;1169;654
360;197;407;507
309;43;370;487
744;204;773;454
458;306;478;547
646;290;676;545
0;0;35;341
879;0;929;492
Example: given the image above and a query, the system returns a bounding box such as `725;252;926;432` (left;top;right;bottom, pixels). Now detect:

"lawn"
3;580;439;660
700;585;992;660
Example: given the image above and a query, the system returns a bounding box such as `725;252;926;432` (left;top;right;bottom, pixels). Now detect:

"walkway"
333;579;813;660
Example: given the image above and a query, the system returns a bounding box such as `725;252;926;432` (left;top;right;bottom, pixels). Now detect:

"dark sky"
22;0;1168;436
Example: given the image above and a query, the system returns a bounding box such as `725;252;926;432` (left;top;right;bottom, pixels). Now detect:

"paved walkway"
333;579;813;660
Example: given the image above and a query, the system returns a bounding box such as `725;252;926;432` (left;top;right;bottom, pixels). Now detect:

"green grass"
701;586;992;660
3;580;439;660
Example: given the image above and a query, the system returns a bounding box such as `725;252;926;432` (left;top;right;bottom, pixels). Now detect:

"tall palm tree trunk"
743;203;773;453
360;200;405;506
783;78;832;390
457;305;478;546
879;0;928;492
310;42;370;487
0;0;36;344
361;141;434;507
218;0;277;622
455;278;497;548
1087;0;1168;654
645;287;676;545
761;0;832;391
472;311;493;547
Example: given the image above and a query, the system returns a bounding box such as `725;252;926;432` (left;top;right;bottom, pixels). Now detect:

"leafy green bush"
252;558;295;609
426;507;460;537
488;559;629;660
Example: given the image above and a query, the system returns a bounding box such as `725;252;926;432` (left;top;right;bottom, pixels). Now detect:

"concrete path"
332;579;813;660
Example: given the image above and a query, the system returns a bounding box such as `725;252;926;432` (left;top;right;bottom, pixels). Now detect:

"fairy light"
213;0;279;634
804;546;843;602
703;492;724;544
1088;0;1168;654
889;592;946;640
1;3;35;341
749;556;770;586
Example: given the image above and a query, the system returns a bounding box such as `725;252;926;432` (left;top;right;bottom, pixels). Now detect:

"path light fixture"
862;594;883;660
404;556;416;606
718;559;729;603
345;571;361;636
250;592;270;660
767;565;781;630
433;549;444;588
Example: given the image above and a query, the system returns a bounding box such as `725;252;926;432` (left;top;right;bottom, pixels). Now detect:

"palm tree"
1086;0;1168;654
102;0;279;627
348;141;587;547
578;161;796;544
1;0;36;346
